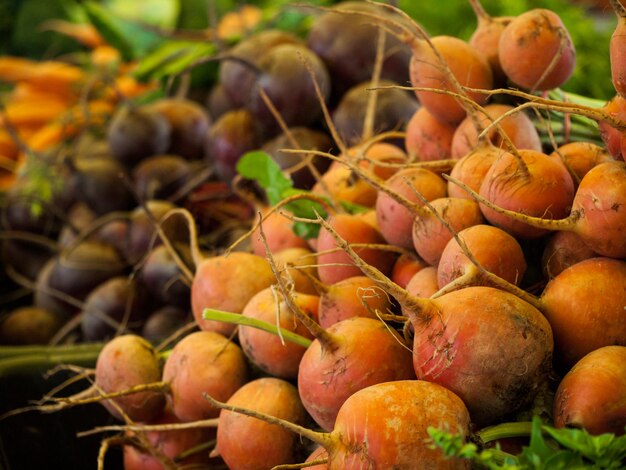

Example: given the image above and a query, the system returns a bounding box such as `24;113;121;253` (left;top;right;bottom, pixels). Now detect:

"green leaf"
543;426;626;467
133;40;216;81
103;0;180;29
202;308;313;348
83;1;164;61
237;151;329;239
519;416;556;467
237;150;294;206
237;151;372;239
541;451;586;469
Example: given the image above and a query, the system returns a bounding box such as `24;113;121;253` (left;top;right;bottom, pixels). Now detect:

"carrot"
39;20;105;48
0;57;84;93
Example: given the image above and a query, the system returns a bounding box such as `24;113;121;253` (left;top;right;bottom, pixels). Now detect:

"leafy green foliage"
103;0;180;29
428;416;626;469
83;1;165;61
237;151;328;239
133;40;217;81
236;151;367;239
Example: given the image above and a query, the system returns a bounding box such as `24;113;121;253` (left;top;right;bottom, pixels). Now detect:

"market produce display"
1;0;625;469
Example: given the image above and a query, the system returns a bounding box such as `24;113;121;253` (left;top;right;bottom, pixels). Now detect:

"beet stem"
476;421;533;443
201;308;313;348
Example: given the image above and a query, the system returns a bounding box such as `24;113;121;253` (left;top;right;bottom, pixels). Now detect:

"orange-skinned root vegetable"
319;216;553;426
303;446;329;469
404;266;439;305
477;149;576;239
411;197;485;267
541;231;598;279
553;345;626;436
325;4;492;125
161;331;248;422
610;0;626;98
314;142;408;208
539;257;626;369
468;0;513;84
318;275;393;328
446;141;500;200
452;160;626;258
450;103;541;158
390;253;428;289
598;94;626;160
498;8;576;91
297;316;415;431
436;224;527;292
375;167;448;250
215;378;307;470
272;247;319;296
238;288;319;379
250;208;309;257
409;35;493;124
312;164;379;207
95;335;165;422
123;406;215;470
191;251;276;335
205;380;471;469
315;213;397;285
549;141;615;184
337;141;409;182
404;107;456;161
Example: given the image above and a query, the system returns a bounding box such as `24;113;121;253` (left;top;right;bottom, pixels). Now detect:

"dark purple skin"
80;277;153;341
147;98;212;160
246;43;331;136
2;239;55;282
262;127;334;189
96;219;130;259
141;306;190;343
57;203;96;249
306;1;412;100
332;80;420;147
219;29;303;107
1;188;65;237
123;200;186;266
107;105;172;168
132;155;204;202
70;155;135;216
58;205;129;262
204;109;263;183
34;241;126;320
139;244;192;309
206;83;239;121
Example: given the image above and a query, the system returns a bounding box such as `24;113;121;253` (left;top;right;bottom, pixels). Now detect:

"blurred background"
0;0;618;100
